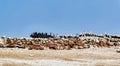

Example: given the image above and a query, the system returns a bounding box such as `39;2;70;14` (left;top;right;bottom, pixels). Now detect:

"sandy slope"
0;48;120;66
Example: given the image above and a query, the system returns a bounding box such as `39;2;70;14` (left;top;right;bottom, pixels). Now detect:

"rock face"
0;35;120;50
64;46;71;50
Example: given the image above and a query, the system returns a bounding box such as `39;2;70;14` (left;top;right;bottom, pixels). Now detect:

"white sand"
0;48;120;66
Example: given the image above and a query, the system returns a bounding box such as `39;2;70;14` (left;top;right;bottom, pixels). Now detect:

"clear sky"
0;0;120;38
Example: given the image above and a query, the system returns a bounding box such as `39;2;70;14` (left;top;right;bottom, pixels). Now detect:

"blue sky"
0;0;120;38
